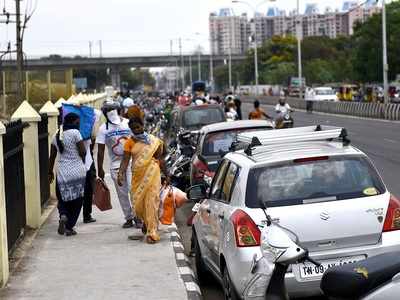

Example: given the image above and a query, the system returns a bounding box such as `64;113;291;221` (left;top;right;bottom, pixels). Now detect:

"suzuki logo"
320;212;330;221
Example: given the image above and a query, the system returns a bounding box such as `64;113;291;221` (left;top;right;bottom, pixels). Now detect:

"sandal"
128;235;143;241
141;223;147;235
146;236;157;244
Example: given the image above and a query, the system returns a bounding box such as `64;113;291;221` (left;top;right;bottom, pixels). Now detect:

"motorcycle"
167;130;196;190
275;111;294;129
244;212;400;300
169;154;191;191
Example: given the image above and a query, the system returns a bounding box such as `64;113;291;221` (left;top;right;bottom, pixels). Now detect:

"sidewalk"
0;175;188;300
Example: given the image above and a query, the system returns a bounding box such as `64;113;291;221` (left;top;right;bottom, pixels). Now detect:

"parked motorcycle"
167;130;196;190
244;212;400;300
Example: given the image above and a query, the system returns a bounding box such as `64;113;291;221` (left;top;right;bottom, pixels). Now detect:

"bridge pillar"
65;68;74;97
110;66;121;90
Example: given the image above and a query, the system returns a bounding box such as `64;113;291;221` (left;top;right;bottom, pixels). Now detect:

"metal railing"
3;120;27;251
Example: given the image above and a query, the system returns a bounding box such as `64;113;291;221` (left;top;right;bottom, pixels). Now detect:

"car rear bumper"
233;231;400;299
288;230;400;297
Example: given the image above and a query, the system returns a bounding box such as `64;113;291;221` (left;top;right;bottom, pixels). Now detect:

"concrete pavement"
0;175;189;300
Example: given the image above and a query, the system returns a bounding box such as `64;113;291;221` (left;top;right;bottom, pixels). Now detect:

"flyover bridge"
1;54;247;70
1;54;247;89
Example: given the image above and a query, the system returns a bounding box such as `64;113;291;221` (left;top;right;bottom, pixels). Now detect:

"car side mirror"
187;184;207;202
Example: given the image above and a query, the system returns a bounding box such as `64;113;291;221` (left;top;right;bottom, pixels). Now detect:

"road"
175;103;400;300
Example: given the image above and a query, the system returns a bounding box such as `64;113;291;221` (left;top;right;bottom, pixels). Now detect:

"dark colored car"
190;120;274;186
168;104;226;144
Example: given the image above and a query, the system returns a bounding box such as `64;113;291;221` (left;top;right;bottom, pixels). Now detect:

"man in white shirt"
275;97;292;115
96;101;136;228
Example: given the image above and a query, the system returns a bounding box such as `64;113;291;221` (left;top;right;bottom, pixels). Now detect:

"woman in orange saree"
118;116;165;243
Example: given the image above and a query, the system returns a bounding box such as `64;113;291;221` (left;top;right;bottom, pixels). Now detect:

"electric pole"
99;40;103;58
16;0;24;101
89;41;93;57
179;38;185;91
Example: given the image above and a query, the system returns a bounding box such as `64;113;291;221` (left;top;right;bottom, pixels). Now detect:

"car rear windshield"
182;108;225;129
202;127;272;157
246;156;385;208
316;89;335;95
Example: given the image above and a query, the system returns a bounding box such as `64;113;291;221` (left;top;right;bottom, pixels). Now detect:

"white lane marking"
179;266;195;277
171;231;181;239
185;282;201;293
173;241;184;249
176;253;187;261
384;138;399;144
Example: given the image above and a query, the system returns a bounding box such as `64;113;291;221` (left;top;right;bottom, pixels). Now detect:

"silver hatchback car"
190;126;400;300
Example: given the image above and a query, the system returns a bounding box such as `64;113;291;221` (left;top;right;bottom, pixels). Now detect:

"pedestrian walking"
118;113;166;244
96;101;137;228
82;108;102;224
49;113;87;236
234;96;242;120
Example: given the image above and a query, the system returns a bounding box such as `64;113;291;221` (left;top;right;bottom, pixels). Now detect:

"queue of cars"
166;103;399;300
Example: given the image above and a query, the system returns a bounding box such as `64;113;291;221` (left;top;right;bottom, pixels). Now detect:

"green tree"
351;0;400;83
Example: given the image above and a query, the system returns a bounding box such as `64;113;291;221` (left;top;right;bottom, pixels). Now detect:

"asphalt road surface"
175;103;400;300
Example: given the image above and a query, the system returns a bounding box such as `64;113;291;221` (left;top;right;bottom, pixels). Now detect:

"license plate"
297;255;366;280
192;203;201;212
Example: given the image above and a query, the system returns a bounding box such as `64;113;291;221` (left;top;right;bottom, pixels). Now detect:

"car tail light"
193;156;209;180
383;194;400;232
231;210;261;247
293;156;329;163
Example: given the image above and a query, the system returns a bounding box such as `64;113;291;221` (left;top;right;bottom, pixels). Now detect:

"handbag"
93;178;112;211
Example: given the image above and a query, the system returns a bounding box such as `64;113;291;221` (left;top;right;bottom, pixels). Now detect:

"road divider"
241;96;399;121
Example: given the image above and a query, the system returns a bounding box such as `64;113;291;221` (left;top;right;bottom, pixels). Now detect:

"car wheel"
193;229;210;285
223;266;240;300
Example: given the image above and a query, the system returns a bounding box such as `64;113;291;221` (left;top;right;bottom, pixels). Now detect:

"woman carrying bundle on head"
49;113;87;236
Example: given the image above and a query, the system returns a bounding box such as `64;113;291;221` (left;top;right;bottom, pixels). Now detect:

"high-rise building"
209;8;249;55
209;2;380;55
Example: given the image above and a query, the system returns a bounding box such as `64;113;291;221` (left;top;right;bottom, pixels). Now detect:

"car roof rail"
237;125;351;156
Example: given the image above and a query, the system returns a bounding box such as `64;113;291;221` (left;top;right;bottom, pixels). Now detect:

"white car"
313;87;339;102
189;125;400;299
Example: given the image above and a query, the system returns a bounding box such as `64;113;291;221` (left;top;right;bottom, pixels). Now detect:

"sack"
62;104;96;140
159;186;187;225
93;178;112;211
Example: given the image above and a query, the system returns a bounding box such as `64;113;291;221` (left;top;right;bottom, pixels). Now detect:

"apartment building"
209;8;250;55
210;2;381;55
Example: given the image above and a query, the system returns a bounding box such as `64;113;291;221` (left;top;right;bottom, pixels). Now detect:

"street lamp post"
233;0;275;96
209;45;214;92
297;0;303;100
189;55;193;87
382;0;389;104
198;49;201;80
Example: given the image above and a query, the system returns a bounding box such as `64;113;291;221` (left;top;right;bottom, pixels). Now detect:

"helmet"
101;100;121;127
102;100;120;113
122;97;135;109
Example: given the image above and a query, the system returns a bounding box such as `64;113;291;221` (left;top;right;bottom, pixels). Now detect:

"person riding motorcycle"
275;96;294;128
225;100;238;121
249;100;271;120
191;81;207;105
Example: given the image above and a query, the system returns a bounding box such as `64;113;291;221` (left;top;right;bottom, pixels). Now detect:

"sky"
0;0;382;57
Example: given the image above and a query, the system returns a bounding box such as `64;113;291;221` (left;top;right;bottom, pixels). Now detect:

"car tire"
193;229;210;285
223;266;241;300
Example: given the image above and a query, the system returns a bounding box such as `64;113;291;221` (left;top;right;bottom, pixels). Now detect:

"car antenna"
244;137;262;156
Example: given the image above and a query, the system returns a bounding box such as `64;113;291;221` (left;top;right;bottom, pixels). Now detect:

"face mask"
106;110;121;125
